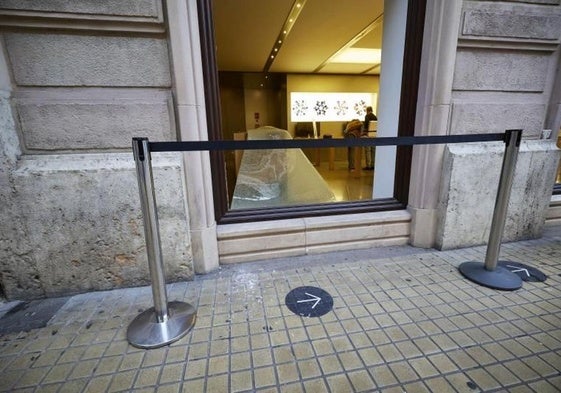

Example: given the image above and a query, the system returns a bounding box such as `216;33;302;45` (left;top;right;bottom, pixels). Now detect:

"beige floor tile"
347;369;376;392
366;329;391;345
83;374;113;393
311;339;333;357
318;354;342;375
230;369;253;392
389;361;418;384
106;369;136;392
295;357;320;377
424;376;456;392
252;348;274;368
183;358;207;380
134;366;161;389
401;381;431;392
377;343;403;363
251;333;271;349
165;346;188;364
427;353;460;374
230;352;251;372
331;336;353;352
447;349;477;370
528;379;561;393
12;367;50;389
465;368;501;391
325;373;353;393
159;363;184;385
302;378;328;392
539;352;561;372
68;359;98;380
155;382;182;393
338;351;363;371
181;377;205;392
273;346;295;364
463;346;497;366
485;363;521;387
119;352;145;372
408;357;439;379
369;364;398;387
503;359;541;381
41;363;74;385
206;373;228;393
207;354;229;376
412;337;441;355
276;362;299;384
253;366;276;389
357;347;384;367
395;340;423;359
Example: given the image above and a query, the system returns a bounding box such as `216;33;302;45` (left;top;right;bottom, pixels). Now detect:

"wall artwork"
290;92;376;122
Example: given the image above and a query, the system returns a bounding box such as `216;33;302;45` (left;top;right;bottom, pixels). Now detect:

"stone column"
408;0;463;248
165;0;219;273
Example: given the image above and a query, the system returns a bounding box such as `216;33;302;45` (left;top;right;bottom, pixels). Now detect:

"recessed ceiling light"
329;48;382;64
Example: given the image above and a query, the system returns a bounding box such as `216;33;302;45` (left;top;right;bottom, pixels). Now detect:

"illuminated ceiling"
212;0;384;75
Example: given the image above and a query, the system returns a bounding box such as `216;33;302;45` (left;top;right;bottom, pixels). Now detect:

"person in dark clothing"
362;106;377;170
343;119;362;171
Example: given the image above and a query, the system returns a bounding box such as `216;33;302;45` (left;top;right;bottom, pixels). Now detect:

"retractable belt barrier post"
128;129;543;348
458;129;524;290
127;138;196;349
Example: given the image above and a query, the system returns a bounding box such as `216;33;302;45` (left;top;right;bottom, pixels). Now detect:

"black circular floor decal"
497;261;547;282
285;286;333;318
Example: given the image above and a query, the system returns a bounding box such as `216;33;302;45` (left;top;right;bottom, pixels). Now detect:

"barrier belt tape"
147;133;506;152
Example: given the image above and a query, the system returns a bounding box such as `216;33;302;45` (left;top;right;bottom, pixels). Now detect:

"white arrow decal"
297;292;321;309
506;265;531;277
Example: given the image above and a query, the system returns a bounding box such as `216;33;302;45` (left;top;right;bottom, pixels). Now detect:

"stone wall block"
15;90;176;151
0;0;162;18
8;153;192;299
5;33;171;87
437;140;561;250
462;9;561;41
453;49;549;91
450;102;545;137
0;93;46;299
503;0;560;4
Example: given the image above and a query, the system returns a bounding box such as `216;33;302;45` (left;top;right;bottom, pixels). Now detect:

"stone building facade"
0;0;560;300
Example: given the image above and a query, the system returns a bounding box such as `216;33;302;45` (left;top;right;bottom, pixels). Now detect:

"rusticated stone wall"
436;0;561;249
0;0;193;300
450;1;561;137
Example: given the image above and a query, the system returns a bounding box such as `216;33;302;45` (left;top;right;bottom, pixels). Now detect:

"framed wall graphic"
290;92;376;122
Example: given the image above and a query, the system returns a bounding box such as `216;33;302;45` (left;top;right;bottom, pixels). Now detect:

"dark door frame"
196;0;426;224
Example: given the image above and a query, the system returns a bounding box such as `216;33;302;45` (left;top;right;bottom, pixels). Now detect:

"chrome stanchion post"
458;129;523;290
127;138;196;349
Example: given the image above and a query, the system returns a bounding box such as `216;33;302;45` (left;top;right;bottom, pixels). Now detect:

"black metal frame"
196;0;426;224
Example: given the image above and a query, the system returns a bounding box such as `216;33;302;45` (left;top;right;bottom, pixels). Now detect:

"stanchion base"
127;301;196;349
459;261;522;291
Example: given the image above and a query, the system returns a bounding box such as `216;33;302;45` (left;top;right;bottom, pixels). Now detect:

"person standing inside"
362;106;377;170
343;119;363;171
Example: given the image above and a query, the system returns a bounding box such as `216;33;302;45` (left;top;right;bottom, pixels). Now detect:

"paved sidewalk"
0;226;560;392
